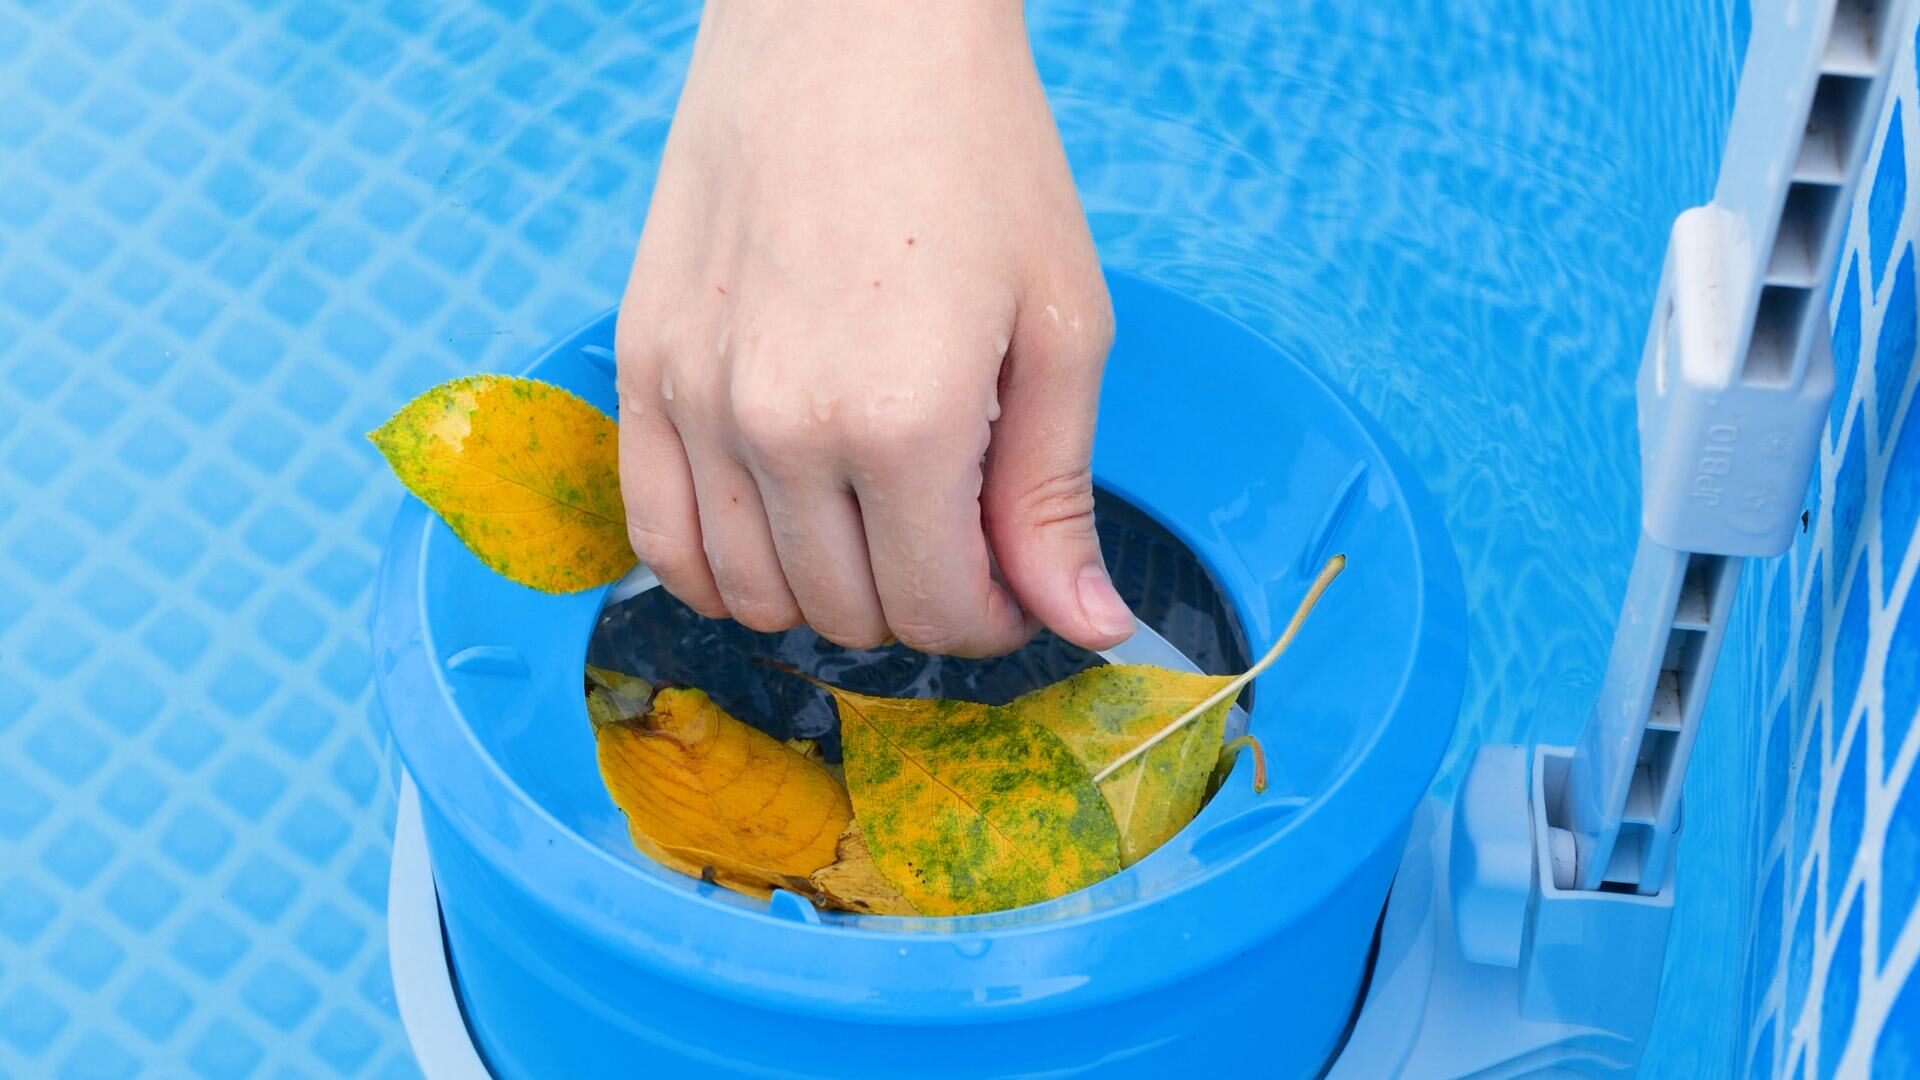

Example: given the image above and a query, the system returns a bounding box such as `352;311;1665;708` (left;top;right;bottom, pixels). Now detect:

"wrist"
698;1;1028;65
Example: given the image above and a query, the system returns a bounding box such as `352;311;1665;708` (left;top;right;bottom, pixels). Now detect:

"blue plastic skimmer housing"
371;271;1466;1078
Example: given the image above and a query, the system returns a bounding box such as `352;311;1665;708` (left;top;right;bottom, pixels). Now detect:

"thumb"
982;298;1132;652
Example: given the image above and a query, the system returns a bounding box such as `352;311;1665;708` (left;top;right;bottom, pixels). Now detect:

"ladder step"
1648;670;1683;733
1797;74;1873;185
1824;0;1885;78
1622;764;1659;826
1673;580;1711;630
1824;39;1880;79
1601;823;1649;887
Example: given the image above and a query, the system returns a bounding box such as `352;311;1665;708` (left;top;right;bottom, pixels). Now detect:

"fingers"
982;294;1131;651
853;430;1033;658
752;474;891;649
615;380;728;619
682;441;804;633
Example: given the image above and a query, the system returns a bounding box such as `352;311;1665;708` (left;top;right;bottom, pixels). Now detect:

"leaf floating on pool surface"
594;685;851;899
805;679;1123;917
586;664;654;728
369;375;633;593
1009;665;1236;866
583;556;1347;917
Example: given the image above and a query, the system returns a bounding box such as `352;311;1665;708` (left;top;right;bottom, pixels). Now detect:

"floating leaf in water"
1009;665;1235;866
586;555;1346;916
370;375;633;593
808;681;1123;917
942;554;1339;867
808;822;920;916
1087;554;1343;785
595;686;851;899
586;665;654;728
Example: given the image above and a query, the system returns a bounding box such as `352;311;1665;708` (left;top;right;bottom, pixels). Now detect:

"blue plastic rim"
372;271;1468;1077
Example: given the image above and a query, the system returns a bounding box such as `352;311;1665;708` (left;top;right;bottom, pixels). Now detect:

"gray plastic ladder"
1557;0;1908;895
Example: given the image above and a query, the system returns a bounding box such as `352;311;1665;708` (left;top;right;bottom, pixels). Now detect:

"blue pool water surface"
0;2;1762;1077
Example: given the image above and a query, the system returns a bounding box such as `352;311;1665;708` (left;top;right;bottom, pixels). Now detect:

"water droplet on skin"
1044;304;1061;325
1070;312;1082;333
659;372;674;401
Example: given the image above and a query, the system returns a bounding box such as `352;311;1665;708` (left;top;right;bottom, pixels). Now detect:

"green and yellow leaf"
370;375;633;593
813;682;1123;917
1008;664;1236;865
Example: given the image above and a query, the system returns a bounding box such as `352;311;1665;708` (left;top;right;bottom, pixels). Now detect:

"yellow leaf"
812;682;1123;917
369;375;633;593
809;822;920;916
1008;665;1235;865
595;685;851;899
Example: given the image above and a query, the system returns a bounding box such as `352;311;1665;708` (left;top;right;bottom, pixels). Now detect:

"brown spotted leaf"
809;681;1122;917
595;685;851;899
369;375;633;592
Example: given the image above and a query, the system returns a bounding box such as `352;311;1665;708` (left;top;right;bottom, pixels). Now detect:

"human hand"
615;0;1129;657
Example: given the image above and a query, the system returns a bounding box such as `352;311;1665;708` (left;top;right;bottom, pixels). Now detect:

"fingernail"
1076;564;1135;640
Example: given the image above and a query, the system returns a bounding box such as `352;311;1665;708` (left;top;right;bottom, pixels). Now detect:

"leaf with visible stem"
1088;554;1344;784
1007;665;1235;866
803;679;1123;917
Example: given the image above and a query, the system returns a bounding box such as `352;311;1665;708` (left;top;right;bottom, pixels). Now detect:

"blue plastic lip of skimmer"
371;270;1468;1024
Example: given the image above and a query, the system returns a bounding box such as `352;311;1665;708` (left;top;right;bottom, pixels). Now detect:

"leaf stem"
1220;735;1268;793
1090;553;1345;784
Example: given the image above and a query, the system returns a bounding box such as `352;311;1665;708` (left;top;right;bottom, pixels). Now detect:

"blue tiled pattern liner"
1733;9;1920;1076
0;2;707;1076
0;0;1808;1076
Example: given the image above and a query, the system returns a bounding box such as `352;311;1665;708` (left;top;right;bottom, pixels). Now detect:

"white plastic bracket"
1639;206;1835;556
1556;0;1905;895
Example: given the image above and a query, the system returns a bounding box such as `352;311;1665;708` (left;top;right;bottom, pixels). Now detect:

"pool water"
0;1;1770;1077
